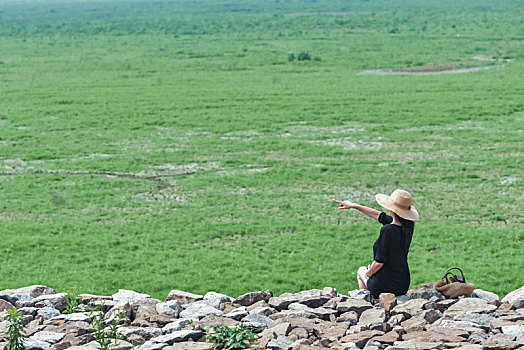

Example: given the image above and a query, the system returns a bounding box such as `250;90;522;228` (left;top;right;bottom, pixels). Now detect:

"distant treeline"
1;0;523;38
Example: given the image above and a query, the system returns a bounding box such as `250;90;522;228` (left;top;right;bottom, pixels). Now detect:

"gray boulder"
117;326;163;339
29;331;66;345
203;292;234;308
166;290;203;304
179;301;223;319
37;307;60;320
472;289;500;301
242;313;274;329
348;289;371;302
150;329;203;345
502;286;524;304
112;289;151;304
234;290;272;306
162;319;192;334
23;339;51;350
266;335;293;350
502;324;524;343
156;300;183;317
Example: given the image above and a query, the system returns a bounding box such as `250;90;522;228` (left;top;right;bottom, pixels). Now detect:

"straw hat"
375;189;419;221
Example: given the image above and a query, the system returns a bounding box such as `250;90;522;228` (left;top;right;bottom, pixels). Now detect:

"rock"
270;321;292;336
77;294;112;304
348;289;371;302
110;340;134;350
234;290;273;306
196;315;239;328
138;340;169;350
267;335;294;350
396;295;410;304
337;299;373;316
357;308;387;329
162;319;192;334
379;293;397;311
391;299;428;319
269;309;317;321
30;331;67;345
501;324;524;343
150;329;203;345
336;311;358;324
33;294;68;312
442;298;497;318
164;342;214;350
433;299;458;312
402;328;466;343
106;301;133;324
225;306;248;321
179;301;223;320
116;326;163;340
249;306;275;317
166;290;203;304
19;306;39;317
432;319;485;333
453;312;497;331
43;321;92;337
387;314;405;328
482;337;520;349
472;289;499;301
320;321;351;341
383;339;442;349
112;289;151;304
407;283;444;300
132;303;158;326
372;331;400;345
340;330;384;348
502;286;524;304
242;313;274;328
468;333;487;344
67;342;101;350
202;292;234;309
23;338;51;350
269;289;332;311
401;315;428;333
37;307;61;320
156;300;183;317
288;303;336;321
49;312;94;323
0;285;56;304
0;299;14;312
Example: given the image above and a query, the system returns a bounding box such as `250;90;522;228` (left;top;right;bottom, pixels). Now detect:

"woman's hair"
393;212;415;253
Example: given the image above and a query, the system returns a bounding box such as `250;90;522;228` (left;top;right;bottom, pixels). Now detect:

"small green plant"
287;52;295;61
203;323;257;350
63;284;82;314
89;303;127;350
5;308;27;350
297;51;311;61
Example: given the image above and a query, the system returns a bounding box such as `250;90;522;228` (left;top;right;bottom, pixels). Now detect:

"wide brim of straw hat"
376;193;420;221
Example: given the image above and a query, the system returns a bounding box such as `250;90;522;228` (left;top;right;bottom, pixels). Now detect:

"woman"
333;189;419;299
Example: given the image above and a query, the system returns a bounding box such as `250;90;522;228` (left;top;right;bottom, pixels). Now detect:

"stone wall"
0;284;523;350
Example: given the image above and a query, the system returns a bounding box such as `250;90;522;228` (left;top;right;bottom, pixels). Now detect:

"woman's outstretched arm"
332;200;380;220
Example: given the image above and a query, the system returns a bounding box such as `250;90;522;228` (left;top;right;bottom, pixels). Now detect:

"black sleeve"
374;227;389;263
378;212;393;225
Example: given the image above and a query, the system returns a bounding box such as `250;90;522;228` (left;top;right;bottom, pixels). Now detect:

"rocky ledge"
0;284;523;350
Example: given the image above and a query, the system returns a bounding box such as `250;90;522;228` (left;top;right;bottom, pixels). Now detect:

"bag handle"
444;267;466;283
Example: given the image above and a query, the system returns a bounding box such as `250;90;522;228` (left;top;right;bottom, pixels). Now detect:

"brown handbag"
435;267;475;299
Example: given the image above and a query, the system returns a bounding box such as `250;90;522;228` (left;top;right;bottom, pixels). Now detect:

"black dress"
366;212;411;298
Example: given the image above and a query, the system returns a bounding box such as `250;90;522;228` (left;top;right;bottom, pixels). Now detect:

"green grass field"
0;0;522;300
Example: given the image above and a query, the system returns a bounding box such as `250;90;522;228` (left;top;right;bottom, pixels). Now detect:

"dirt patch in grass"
359;64;503;76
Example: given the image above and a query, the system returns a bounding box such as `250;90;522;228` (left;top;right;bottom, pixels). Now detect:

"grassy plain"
0;0;523;300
